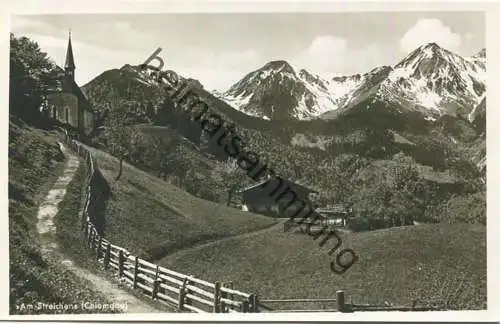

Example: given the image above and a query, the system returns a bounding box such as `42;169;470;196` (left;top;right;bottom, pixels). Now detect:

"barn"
238;176;318;218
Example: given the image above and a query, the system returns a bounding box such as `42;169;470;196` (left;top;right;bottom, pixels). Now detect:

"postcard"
3;0;500;322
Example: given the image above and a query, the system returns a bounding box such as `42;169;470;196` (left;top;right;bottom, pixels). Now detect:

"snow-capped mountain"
218;60;394;120
216;43;486;121
374;43;486;118
219;60;338;120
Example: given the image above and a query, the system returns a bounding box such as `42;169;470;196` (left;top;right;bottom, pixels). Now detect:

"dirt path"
164;221;284;260
36;143;160;313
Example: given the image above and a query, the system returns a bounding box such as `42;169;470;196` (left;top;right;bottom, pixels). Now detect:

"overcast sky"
11;12;485;91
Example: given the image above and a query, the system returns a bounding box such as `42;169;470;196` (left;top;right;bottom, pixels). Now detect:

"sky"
10;12;485;92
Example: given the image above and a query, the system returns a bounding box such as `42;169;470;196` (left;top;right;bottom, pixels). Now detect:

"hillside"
84;144;277;261
159;223;486;310
8;117;113;314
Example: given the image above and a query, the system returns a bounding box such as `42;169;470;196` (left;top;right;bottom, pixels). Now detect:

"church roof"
68;80;94;113
64;31;75;70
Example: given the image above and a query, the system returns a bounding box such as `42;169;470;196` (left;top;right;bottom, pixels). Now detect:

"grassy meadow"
158;223;486;310
85;145;277;261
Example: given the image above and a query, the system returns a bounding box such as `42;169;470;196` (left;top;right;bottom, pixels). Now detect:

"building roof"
316;204;353;214
64;31;75;70
68;80;94;113
238;176;318;195
49;31;93;114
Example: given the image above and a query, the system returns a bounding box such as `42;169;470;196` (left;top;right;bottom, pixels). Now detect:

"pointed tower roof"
64;30;75;70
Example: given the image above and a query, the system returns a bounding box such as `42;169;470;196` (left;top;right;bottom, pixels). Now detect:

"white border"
2;0;499;321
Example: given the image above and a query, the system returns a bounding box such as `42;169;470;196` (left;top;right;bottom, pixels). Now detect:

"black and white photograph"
4;1;498;320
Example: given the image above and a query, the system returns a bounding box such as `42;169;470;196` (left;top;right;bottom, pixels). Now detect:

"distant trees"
135;135;190;188
9;33;60;124
350;153;428;230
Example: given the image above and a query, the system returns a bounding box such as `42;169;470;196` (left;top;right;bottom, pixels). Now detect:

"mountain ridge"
215;42;486;122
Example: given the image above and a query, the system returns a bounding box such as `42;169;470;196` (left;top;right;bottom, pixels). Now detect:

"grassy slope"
159;223;486;310
54;162;105;272
9;118;114;314
85;145;277;261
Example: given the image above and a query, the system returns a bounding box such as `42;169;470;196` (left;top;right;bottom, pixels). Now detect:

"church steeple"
64;30;75;81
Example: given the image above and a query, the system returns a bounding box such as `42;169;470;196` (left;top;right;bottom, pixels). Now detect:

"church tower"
64;30;75;82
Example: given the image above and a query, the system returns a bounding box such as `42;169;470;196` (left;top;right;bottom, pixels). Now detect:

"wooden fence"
257;291;438;312
61;132;258;313
257;291;347;312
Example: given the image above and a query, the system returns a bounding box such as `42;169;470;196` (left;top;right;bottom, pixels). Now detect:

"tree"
169;144;190;188
102;98;139;180
387;153;422;225
211;159;247;206
144;136;190;188
9;33;60;124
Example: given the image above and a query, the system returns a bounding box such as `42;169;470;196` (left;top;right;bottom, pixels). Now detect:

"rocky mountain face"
375;43;486;118
218;60;393;120
470;97;486;133
219;60;333;120
216;43;486;122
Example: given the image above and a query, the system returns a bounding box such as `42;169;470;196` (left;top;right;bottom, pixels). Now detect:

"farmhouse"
316;205;353;227
239;176;318;218
46;31;95;136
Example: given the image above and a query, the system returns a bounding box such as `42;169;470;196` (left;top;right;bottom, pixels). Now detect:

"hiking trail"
36;142;161;313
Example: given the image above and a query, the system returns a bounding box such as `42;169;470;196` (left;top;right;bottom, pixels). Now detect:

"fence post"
229;281;234;302
185;277;192;309
213;281;221;313
220;283;227;313
104;243;111;270
152;279;160;300
91;230;97;250
178;277;187;311
248;294;257;313
254;294;260;313
133;256;139;289
240;300;249;313
152;265;160;300
336;290;345;312
96;236;102;260
88;226;94;247
118;250;124;277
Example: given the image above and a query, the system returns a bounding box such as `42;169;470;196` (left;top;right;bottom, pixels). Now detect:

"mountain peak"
422;42;441;49
262;60;296;73
416;42;448;57
474;48;486;58
395;42;452;70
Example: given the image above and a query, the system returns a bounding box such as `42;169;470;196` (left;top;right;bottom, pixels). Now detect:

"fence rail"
61;131;257;313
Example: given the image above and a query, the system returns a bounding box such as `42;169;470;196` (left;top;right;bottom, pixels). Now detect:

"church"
46;31;95;136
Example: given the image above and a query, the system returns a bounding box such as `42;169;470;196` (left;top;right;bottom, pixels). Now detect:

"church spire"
64;29;75;80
